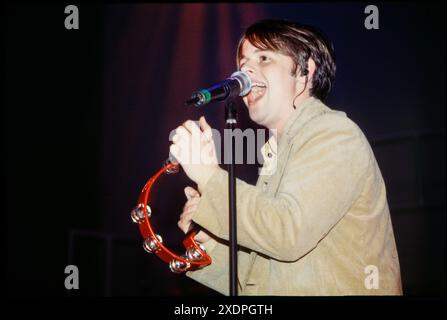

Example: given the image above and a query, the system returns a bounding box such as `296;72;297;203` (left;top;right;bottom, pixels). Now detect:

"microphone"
185;71;252;107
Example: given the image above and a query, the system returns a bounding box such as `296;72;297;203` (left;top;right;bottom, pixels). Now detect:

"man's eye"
260;55;270;62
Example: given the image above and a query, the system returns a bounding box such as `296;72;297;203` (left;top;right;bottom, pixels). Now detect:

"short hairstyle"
237;19;336;101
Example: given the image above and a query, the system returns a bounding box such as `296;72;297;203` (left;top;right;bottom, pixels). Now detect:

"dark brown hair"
237;19;336;101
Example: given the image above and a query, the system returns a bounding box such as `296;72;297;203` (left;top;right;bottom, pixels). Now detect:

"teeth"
248;86;266;103
247;81;267;105
251;86;265;94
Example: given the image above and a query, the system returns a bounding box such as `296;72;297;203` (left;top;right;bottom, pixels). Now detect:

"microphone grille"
230;71;252;97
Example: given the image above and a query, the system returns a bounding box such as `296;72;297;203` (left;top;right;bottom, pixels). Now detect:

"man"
170;19;402;295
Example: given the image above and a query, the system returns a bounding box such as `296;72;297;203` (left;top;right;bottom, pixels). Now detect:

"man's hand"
170;116;219;188
178;186;212;244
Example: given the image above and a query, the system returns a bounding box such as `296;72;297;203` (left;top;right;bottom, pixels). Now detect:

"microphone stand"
225;99;238;296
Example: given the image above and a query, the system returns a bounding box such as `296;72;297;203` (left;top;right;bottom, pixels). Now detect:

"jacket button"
267;152;273;158
263;181;269;191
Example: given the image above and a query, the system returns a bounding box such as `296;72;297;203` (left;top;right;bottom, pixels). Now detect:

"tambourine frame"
131;160;212;273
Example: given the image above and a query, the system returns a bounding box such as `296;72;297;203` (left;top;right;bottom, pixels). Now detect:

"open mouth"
247;82;267;105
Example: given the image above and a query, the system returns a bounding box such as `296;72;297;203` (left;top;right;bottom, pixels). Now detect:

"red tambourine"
130;159;212;273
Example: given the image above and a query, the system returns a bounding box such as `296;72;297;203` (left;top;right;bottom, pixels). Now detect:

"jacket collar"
282;96;329;141
261;96;330;159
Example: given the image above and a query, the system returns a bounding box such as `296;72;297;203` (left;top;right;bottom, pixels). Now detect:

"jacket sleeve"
185;237;230;295
192;114;372;262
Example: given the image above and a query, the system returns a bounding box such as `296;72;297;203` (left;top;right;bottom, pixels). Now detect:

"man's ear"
293;58;316;98
296;58;316;80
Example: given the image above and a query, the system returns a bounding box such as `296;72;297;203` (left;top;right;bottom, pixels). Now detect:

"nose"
240;65;252;73
240;61;256;75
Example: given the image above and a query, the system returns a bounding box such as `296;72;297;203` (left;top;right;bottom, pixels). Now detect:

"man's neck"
270;93;312;141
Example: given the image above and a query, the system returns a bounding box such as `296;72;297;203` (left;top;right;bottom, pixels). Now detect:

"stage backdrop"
99;3;445;296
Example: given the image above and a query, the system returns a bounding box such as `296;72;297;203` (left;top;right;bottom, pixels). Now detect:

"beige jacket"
187;97;402;295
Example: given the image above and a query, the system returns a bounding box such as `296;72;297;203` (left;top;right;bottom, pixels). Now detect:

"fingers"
171;124;194;161
184;199;200;213
171;118;216;174
184;186;200;200
179;189;201;234
182;118;210;133
181;120;194;133
173;119;213;147
178;218;191;234
178;207;196;234
174;126;190;141
180;207;195;221
178;220;195;234
177;119;212;142
183;200;200;214
169;144;181;162
182;120;202;137
171;126;190;162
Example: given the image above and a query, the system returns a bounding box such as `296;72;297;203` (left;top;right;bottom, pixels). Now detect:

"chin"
248;109;266;126
246;101;264;122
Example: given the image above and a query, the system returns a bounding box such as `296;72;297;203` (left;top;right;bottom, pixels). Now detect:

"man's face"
239;39;298;129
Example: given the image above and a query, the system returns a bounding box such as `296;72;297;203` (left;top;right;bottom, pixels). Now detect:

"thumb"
184;186;200;200
199;116;212;131
199;116;213;141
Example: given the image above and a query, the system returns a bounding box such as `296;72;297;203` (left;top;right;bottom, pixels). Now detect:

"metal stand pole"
225;99;238;296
